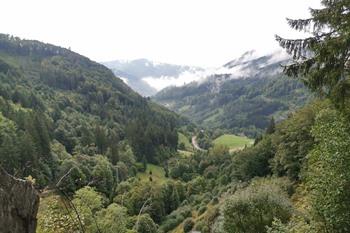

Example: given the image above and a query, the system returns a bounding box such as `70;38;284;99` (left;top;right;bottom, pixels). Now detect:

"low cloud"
142;50;290;91
142;70;203;91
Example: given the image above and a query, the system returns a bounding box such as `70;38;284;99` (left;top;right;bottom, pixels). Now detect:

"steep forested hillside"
154;53;311;136
0;34;181;188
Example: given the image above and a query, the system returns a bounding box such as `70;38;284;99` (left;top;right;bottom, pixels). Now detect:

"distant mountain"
103;59;203;96
154;50;312;136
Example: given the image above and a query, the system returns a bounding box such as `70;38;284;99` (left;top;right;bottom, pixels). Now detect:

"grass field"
213;134;253;150
136;164;168;185
178;132;193;151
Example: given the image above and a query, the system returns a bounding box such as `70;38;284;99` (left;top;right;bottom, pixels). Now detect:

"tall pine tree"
276;0;350;107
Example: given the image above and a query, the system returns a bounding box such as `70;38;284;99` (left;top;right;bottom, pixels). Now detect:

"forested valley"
1;0;350;233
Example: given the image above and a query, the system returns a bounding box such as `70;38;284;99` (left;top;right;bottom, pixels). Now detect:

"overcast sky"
1;0;320;67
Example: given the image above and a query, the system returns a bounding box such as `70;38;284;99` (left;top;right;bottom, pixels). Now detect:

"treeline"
0;34;80;59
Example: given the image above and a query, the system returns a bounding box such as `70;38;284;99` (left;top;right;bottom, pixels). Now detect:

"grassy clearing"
178;132;193;151
136;164;168;185
213;134;253;150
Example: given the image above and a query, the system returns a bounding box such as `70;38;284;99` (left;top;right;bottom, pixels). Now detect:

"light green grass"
213;134;253;150
178;132;193;151
136;164;168;185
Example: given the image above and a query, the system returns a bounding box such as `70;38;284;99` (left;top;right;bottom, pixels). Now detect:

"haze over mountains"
103;59;203;96
103;50;290;96
153;50;311;136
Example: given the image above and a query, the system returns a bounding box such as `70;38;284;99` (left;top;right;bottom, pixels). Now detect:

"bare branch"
56;167;74;188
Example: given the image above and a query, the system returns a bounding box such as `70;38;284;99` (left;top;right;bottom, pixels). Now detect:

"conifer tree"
276;0;350;107
266;117;276;134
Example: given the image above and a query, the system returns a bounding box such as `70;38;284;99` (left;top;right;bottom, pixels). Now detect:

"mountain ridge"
154;50;310;136
103;58;203;96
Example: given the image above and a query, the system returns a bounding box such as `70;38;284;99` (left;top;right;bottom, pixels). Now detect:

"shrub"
223;178;293;233
211;197;219;205
159;206;192;232
135;162;146;172
183;218;195;233
198;206;207;215
178;142;186;150
134;214;158;233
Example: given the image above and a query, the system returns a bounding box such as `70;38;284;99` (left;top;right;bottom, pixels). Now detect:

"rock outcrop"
0;167;39;233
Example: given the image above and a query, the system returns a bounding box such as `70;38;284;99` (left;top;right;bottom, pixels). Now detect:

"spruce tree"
276;0;350;107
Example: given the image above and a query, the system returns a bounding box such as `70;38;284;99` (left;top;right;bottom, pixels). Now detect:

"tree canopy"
276;0;350;107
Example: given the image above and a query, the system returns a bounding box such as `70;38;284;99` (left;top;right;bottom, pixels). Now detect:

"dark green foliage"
96;204;129;233
232;136;274;181
178;142;186;150
306;108;350;232
126;111;178;163
183;218;194;232
56;159;87;194
159;206;192;232
168;144;231;183
266;117;276;134
270;101;326;180
198;206;207;215
0;34;180;189
196;130;212;150
155;71;310;136
223;178;293;233
0;116;20;174
276;0;350;107
161;180;185;214
134;214;158;233
4;2;350;230
91;155;114;196
0;108;54;185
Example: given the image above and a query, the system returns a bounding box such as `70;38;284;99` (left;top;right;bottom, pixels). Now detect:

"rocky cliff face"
0;167;39;233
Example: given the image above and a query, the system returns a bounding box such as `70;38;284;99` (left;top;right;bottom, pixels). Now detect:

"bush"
193;220;210;233
194;220;206;231
159;206;192;232
223;178;293;233
178;142;186;150
231;136;274;181
160;217;184;232
134;214;158;233
198;206;207;215
211;197;219;205
183;218;195;233
135;162;146;172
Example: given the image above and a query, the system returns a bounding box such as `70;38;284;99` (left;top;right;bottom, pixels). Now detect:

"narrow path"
191;136;206;151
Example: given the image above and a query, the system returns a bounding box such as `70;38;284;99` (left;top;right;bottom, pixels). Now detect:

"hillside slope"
0;34;181;186
154;51;311;136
